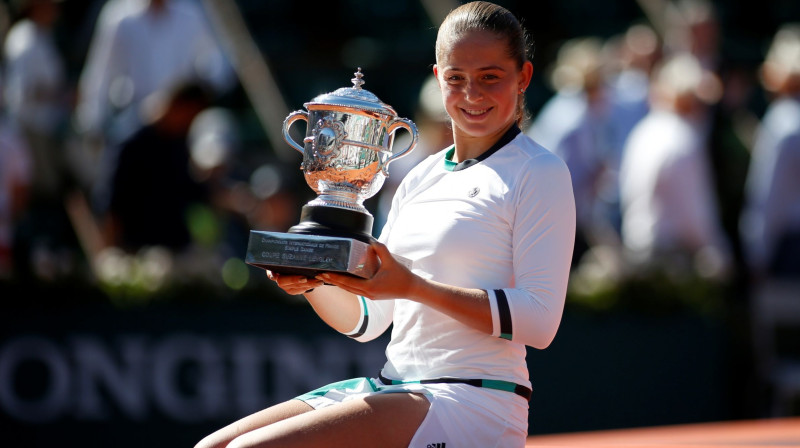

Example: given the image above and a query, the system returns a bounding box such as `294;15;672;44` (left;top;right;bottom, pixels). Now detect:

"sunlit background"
1;0;799;446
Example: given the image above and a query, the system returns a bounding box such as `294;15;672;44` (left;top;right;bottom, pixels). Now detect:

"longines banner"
0;333;385;423
0;291;731;447
0;298;388;447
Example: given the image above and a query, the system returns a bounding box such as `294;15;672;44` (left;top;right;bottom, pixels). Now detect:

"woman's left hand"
316;241;418;300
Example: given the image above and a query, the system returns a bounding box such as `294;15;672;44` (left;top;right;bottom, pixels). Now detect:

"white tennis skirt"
296;376;529;448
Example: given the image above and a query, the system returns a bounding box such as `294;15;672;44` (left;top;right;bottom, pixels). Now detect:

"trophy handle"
383;118;419;176
282;110;309;154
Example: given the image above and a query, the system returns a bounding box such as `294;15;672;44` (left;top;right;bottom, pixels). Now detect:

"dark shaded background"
2;1;799;447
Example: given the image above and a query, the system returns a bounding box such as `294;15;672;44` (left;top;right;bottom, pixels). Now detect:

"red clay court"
525;417;800;447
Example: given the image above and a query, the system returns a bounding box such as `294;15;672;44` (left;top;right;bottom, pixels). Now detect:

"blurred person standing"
95;81;213;253
606;23;661;163
740;24;800;280
2;0;67;201
619;53;732;280
527;37;617;264
601;24;662;249
664;0;752;270
74;0;233;151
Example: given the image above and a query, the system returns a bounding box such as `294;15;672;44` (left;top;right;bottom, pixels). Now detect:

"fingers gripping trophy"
245;68;418;278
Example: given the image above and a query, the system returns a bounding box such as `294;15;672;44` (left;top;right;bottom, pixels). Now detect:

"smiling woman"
196;2;575;448
433;3;533;161
433;29;533;160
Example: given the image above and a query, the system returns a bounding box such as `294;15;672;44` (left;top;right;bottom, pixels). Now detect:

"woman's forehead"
437;30;511;68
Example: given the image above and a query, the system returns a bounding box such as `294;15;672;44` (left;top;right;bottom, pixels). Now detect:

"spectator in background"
74;0;233;150
619;53;732;280
740;24;800;280
665;0;752;280
601;23;662;248
527;37;617;264
605;23;661;164
3;0;68;201
95;81;213;253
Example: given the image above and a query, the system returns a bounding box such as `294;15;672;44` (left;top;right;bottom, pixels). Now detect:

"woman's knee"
195;399;313;448
194;433;226;448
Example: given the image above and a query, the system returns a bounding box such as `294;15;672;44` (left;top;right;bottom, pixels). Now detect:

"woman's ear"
519;60;534;92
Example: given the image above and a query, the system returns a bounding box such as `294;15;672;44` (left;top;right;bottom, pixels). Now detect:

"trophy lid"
304;68;397;116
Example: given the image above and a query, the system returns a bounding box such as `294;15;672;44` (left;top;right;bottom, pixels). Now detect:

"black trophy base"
245;205;377;278
288;205;376;244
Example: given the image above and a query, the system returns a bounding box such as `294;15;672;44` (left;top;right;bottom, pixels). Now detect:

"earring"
518;88;525;94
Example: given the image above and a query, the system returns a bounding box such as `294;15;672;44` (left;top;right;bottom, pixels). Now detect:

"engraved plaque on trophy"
245;68;418;278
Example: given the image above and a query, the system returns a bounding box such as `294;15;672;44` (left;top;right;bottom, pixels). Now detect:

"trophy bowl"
281;68;418;242
245;68;418;278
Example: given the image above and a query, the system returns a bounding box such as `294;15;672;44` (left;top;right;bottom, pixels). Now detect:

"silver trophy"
246;68;418;278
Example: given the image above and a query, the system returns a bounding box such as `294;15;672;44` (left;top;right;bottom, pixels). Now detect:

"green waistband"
378;373;531;401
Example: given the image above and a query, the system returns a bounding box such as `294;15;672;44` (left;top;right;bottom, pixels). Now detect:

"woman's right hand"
266;270;325;295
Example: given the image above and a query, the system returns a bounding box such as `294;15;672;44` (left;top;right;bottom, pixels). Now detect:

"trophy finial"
351;68;365;90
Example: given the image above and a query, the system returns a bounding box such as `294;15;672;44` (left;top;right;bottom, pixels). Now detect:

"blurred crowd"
521;1;800;415
0;0;797;304
0;0;304;297
526;0;800;299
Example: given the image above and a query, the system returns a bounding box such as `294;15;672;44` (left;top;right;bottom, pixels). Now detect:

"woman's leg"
195;399;314;448
228;392;430;448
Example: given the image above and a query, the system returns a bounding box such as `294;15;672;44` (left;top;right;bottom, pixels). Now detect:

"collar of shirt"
444;124;521;172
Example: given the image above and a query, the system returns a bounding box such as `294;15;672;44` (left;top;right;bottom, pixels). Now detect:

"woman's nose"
464;80;483;101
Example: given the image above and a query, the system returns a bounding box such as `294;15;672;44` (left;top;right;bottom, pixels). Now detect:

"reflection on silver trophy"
245;68;418;278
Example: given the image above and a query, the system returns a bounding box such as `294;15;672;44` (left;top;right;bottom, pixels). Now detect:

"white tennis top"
346;129;576;390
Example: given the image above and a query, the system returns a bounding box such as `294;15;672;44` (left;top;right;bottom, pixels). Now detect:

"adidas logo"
427;444;446;448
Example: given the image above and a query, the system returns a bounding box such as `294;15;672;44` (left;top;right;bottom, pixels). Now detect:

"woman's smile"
461;107;493;118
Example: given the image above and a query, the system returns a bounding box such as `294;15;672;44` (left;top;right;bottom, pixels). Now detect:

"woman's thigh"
228;392;430;448
195;399;314;448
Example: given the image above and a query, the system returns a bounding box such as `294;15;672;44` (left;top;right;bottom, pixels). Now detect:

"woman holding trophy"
197;2;575;447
